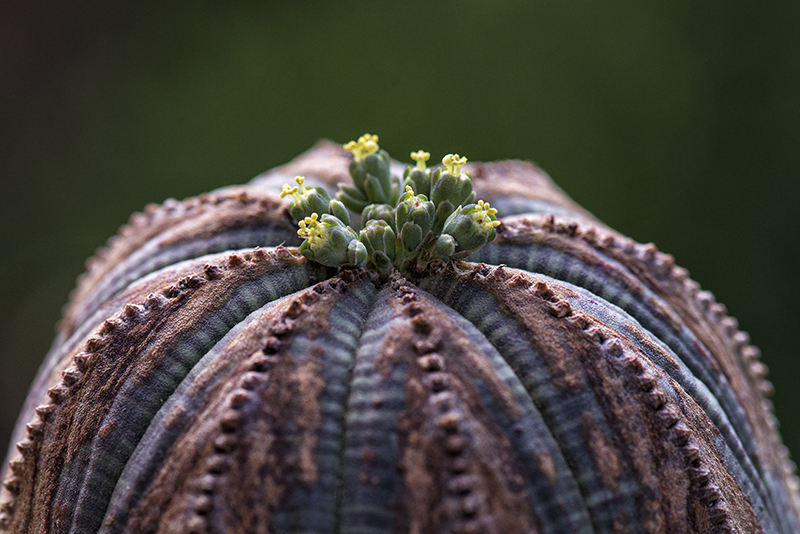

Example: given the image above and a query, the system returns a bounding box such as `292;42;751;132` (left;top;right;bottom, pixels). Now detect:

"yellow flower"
297;213;323;243
344;133;380;161
281;176;307;203
442;153;468;176
472;200;500;229
410;150;430;171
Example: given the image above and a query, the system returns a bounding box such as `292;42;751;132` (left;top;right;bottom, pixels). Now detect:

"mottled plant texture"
1;136;799;534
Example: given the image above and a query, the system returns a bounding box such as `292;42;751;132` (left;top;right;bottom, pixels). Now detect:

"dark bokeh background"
2;1;798;464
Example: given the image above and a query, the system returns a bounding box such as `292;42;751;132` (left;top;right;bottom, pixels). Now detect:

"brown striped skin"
492;214;785;486
462;161;598;223
62;189;297;338
419;263;762;533
1;142;799;533
3;247;328;534
126;275;349;534
388;281;537;534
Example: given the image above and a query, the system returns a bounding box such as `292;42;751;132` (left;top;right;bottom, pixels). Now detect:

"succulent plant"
1;135;799;534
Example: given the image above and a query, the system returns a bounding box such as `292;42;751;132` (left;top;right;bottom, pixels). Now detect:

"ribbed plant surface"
1;141;799;534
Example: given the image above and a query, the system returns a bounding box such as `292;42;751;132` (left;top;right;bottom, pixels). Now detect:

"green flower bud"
343;134;399;205
328;199;351;226
281;176;332;222
395;185;434;238
431;199;455;236
336;184;370;214
346;239;368;267
399;221;424;255
403;150;433;198
297;213;364;267
359;220;396;273
433;233;456;261
361;203;396;232
430;154;476;212
442;200;501;256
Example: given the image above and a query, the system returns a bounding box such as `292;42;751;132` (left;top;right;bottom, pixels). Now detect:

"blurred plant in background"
1;0;799;458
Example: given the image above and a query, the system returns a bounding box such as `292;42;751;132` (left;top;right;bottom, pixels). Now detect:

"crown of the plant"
281;134;500;274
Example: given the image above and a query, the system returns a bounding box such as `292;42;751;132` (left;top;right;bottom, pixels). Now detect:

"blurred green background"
2;1;798;465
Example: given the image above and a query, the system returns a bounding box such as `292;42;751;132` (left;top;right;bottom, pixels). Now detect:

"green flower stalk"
328;198;352;227
443;200;501;258
296;213;366;267
430;153;476;211
403;150;433;199
338;134;400;212
280;133;501;274
359;220;396;274
280;176;332;222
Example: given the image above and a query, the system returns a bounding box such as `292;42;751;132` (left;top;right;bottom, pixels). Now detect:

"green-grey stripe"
412;286;594;533
98;293;290;534
417;273;642;533
337;288;405;534
271;279;378;534
64;261;326;534
70;225;301;335
471;240;789;531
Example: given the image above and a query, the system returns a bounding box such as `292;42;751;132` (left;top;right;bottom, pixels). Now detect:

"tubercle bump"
0;245;313;528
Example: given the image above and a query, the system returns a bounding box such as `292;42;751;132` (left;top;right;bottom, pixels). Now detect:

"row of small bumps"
0;246;302;531
501;213;798;507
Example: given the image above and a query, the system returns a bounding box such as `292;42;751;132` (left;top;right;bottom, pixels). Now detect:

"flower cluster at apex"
343;134;379;162
279;133;500;274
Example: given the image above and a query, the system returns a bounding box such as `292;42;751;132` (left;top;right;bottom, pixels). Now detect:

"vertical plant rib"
554;275;777;531
98;284;300;534
470;214;800;531
0;248;329;534
334;284;405;534
384;278;593;534
470;233;779;528
416;263;766;533
4;246;298;476
111;271;376;534
269;272;377;534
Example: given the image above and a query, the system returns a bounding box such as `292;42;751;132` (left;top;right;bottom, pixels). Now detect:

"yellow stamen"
345;133;381;161
280;176;308;203
473;200;500;229
358;133;379;146
477;200;498;216
410;150;430;171
297;213;323;242
281;184;297;198
442;153;468;176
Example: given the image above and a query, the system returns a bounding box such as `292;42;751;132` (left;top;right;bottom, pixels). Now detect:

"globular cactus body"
1;139;799;534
